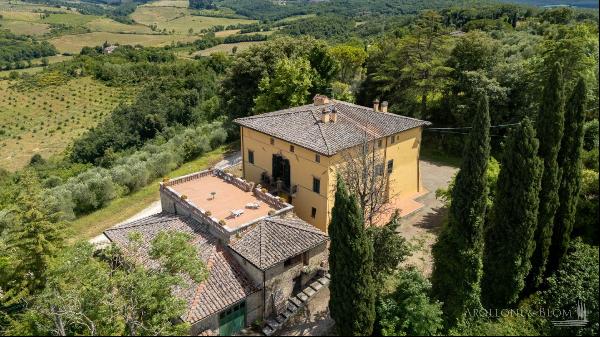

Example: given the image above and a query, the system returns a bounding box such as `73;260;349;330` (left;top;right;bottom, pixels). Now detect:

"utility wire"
426;122;521;131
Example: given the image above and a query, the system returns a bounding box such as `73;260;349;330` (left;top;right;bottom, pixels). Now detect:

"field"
0;75;136;170
1;0;262;54
48;31;200;53
0;19;50;35
130;5;257;34
144;0;189;7
197;41;264;55
86;18;154;34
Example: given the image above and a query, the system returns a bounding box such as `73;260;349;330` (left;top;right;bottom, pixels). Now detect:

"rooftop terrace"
160;169;293;235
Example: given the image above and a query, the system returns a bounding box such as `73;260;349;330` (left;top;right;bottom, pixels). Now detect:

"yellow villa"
234;95;430;232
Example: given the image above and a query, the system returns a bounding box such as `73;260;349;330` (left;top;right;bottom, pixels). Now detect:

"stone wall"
189;292;263;336
262;242;328;317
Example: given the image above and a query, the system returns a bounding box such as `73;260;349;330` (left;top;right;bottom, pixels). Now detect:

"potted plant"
219;219;226;226
180;194;188;200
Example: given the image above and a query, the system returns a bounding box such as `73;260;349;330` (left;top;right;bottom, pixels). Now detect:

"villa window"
270;138;274;145
290;145;295;152
248;150;254;164
378;139;383;148
387;159;394;174
311;207;317;218
315;154;320;163
312;177;320;194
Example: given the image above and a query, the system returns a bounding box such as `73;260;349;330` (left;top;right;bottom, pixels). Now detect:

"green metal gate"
219;301;246;336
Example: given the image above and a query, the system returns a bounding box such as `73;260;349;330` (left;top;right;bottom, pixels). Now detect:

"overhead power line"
425;122;521;131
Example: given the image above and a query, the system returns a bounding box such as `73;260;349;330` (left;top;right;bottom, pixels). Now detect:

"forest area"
0;0;599;335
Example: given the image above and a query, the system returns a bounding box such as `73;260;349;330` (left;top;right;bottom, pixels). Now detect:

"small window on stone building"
315;154;320;163
378;139;383;148
290;145;295;152
303;252;309;266
311;207;317;218
248;150;254;164
270;138;274;145
387;159;394;174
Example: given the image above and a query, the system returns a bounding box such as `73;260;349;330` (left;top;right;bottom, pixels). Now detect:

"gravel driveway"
399;160;458;275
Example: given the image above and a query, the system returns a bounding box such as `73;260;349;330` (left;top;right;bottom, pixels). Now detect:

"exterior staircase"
261;273;330;336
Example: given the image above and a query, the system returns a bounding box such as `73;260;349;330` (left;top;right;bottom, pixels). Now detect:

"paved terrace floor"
170;175;276;230
373;188;429;226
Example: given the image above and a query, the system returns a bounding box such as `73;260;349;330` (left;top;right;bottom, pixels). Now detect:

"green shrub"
377;267;443;336
540;239;599;336
44;122;227;218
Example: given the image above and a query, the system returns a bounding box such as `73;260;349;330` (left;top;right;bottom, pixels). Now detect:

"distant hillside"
508;0;599;8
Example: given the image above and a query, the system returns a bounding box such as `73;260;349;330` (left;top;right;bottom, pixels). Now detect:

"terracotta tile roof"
104;213;259;324
229;216;328;270
234;99;430;156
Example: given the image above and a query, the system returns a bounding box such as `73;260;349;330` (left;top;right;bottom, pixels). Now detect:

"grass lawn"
68;145;231;241
0;76;136;170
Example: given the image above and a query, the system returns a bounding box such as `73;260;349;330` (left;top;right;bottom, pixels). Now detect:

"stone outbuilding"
104;168;328;336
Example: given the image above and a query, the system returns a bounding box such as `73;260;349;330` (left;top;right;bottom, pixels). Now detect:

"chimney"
330;107;338;123
373;98;380;112
321;108;330;123
314;94;330;106
380;101;388;113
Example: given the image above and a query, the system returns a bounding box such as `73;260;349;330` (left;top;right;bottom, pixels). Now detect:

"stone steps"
261;273;330;336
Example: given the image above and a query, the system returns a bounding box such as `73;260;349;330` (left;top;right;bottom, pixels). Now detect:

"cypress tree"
527;63;565;290
482;118;543;308
431;94;490;326
547;78;587;274
4;171;65;304
328;175;375;336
